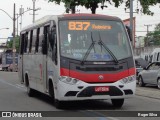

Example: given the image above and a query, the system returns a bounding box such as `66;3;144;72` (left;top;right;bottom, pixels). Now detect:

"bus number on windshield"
69;22;90;31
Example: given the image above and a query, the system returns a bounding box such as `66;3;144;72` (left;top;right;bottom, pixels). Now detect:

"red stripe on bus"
60;68;136;83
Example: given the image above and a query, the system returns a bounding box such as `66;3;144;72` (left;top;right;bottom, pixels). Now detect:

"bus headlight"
59;76;79;85
120;75;136;84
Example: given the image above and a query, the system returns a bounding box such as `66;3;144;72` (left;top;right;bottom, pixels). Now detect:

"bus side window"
29;30;33;53
32;29;37;53
20;33;25;55
50;24;57;65
39;27;44;53
27;32;30;53
42;26;49;55
35;28;40;53
24;32;28;53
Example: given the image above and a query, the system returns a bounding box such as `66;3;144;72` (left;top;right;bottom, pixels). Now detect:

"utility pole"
16;13;19;36
144;24;152;47
125;0;138;48
130;0;134;48
19;5;24;30
29;0;40;23
13;3;16;72
33;0;36;23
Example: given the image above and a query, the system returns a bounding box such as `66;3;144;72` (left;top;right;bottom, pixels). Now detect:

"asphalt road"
0;71;160;120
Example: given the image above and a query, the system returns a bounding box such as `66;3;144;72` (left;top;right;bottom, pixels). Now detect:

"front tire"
138;76;145;87
25;75;34;97
49;81;63;109
54;99;64;109
111;99;124;108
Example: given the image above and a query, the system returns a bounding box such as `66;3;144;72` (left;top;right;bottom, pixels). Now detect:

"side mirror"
125;26;132;41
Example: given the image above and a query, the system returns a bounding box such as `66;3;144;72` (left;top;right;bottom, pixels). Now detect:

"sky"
0;0;160;44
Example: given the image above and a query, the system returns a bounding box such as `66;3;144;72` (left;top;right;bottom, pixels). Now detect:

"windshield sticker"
73;53;83;58
91;54;112;60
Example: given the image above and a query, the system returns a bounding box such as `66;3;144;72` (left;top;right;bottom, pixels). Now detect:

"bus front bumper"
55;79;136;101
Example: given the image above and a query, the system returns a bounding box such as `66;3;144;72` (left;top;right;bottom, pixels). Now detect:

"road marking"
107;117;120;120
16;84;25;88
0;79;26;91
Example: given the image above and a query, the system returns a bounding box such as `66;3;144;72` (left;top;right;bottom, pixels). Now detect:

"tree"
7;36;20;52
145;23;160;46
48;0;160;15
48;0;77;13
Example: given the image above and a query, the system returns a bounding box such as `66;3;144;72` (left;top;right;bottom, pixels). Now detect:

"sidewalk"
0;71;19;84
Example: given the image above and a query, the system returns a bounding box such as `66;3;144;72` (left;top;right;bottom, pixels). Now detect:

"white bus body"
18;14;136;108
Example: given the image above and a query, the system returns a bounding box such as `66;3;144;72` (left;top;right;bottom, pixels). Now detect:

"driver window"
148;63;160;70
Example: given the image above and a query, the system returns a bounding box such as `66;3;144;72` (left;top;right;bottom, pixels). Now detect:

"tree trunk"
91;8;96;14
71;6;75;14
91;2;98;14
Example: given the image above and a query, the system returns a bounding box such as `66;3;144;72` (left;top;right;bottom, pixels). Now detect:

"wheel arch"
138;75;142;79
48;78;55;98
157;77;160;82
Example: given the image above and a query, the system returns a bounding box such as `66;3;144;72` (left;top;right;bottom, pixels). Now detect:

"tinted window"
35;28;40;53
29;30;33;53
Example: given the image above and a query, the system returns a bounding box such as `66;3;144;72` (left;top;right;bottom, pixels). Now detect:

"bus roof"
21;14;121;32
62;13;120;20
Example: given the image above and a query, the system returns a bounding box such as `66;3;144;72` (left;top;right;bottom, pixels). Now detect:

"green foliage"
7;36;20;52
48;0;159;15
146;23;160;46
139;0;157;15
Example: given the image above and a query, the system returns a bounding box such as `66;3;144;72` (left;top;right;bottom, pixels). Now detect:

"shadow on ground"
30;90;123;110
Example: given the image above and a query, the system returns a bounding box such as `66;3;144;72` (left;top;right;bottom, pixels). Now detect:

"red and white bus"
18;14;136;108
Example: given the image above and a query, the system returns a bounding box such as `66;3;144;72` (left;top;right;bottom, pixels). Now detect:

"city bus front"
57;15;136;104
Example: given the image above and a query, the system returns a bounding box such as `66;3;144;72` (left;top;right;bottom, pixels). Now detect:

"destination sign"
68;21;112;31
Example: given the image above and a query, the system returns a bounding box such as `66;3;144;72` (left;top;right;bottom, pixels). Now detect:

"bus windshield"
59;20;132;61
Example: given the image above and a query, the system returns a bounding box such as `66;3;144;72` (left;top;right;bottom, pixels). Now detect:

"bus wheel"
54;99;64;109
111;99;124;108
27;83;34;97
49;81;63;109
25;76;34;97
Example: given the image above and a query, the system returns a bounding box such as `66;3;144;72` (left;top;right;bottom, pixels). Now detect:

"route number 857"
68;21;90;30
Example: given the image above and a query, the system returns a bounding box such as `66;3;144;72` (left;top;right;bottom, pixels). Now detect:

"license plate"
95;86;109;92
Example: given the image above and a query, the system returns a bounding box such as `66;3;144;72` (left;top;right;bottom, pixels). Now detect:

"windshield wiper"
98;32;119;64
81;32;95;65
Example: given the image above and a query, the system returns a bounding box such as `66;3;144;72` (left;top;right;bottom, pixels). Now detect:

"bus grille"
76;66;123;71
